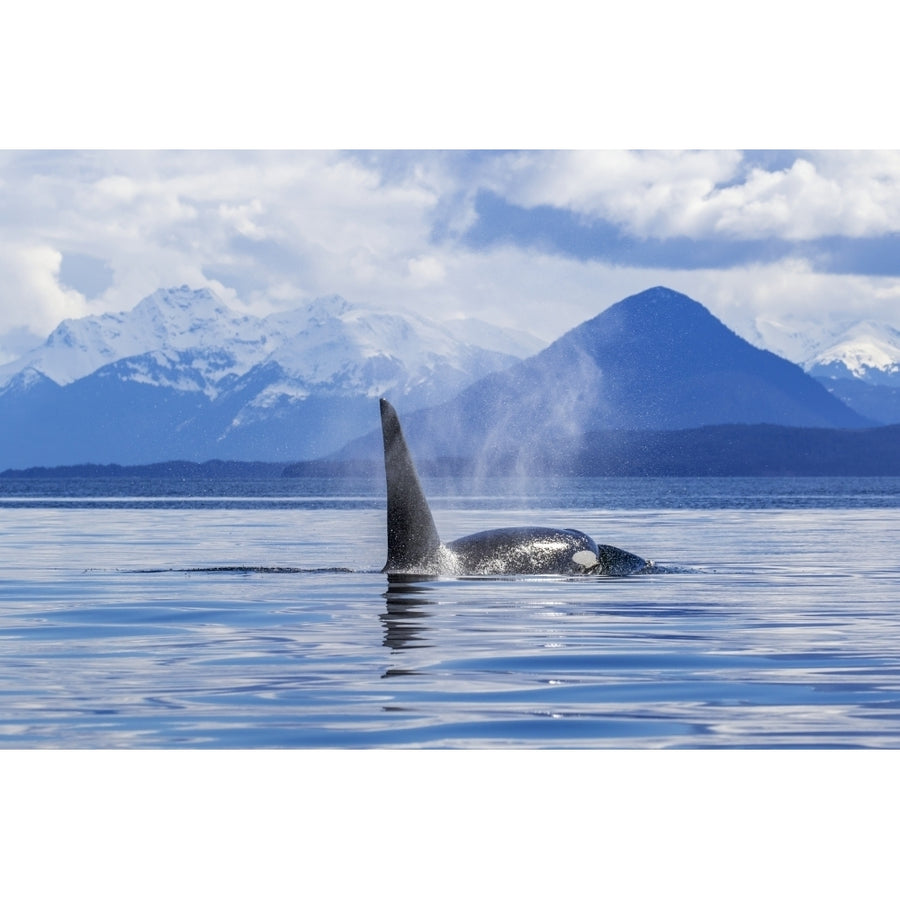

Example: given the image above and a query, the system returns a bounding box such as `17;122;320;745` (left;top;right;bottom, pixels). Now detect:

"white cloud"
0;243;87;361
407;255;446;287
0;150;441;324
491;149;900;241
218;199;267;240
702;154;900;240
491;150;743;237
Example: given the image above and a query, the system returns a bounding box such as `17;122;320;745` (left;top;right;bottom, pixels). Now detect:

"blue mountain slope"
336;287;871;464
541;286;868;429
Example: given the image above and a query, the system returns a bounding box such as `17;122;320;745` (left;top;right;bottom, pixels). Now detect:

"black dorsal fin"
380;398;442;572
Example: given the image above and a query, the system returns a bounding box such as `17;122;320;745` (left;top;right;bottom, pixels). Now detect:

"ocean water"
2;476;900;748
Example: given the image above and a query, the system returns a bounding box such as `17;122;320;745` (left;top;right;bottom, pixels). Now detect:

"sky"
2;148;900;366
2;3;899;369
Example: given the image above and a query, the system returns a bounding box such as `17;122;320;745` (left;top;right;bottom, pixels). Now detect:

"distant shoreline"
3;423;900;478
0;460;290;479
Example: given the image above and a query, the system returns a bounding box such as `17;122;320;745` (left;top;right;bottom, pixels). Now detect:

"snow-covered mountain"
749;315;839;368
793;320;900;426
0;285;543;401
803;320;900;385
0;286;544;467
743;313;900;386
740;314;900;424
0;286;274;390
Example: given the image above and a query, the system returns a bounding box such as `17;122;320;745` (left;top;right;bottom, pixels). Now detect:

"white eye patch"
572;550;599;569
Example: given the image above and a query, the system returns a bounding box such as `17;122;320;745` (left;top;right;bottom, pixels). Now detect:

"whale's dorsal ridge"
380;398;442;573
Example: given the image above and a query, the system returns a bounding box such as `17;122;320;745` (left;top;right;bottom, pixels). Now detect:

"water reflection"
381;577;436;659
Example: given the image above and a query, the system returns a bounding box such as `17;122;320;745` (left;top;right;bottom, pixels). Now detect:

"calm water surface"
2;477;899;748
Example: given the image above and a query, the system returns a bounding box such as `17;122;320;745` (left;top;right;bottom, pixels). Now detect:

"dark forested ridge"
284;423;900;477
4;423;898;479
0;459;287;479
568;423;900;476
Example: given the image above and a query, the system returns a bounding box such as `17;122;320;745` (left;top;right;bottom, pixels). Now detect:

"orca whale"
380;398;652;577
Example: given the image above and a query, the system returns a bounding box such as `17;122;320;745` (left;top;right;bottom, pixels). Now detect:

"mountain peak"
146;284;213;306
608;285;716;324
557;284;735;367
0;285;264;389
133;285;232;322
0;365;58;398
372;285;870;463
304;294;351;323
623;285;697;306
806;319;900;384
559;286;721;351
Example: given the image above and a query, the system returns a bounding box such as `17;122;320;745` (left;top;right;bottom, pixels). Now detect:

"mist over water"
468;346;610;486
2;477;900;748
